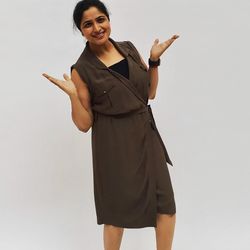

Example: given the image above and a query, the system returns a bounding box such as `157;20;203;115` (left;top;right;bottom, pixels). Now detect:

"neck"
88;38;114;57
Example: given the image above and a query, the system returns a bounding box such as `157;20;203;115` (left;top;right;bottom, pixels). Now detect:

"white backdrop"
1;0;250;249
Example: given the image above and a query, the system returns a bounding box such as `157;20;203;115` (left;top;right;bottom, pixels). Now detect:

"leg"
154;213;176;250
103;224;124;250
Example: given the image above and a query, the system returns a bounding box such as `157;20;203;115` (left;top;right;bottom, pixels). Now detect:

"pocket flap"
94;84;115;98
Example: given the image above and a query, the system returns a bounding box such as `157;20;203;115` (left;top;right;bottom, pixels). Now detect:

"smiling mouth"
93;31;105;39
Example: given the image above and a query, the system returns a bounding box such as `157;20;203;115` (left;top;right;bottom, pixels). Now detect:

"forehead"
82;6;105;22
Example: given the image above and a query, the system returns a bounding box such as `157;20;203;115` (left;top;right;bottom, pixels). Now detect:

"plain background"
1;0;250;249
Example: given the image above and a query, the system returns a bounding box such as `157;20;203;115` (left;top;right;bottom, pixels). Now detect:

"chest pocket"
93;83;115;107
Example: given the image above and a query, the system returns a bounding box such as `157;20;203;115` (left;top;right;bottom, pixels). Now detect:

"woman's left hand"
150;34;180;61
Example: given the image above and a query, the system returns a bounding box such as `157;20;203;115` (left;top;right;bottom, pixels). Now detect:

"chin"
95;32;110;43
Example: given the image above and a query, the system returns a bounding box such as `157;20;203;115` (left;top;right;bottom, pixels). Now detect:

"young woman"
43;0;179;249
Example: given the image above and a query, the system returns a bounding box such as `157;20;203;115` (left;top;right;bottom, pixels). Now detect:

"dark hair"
73;0;110;32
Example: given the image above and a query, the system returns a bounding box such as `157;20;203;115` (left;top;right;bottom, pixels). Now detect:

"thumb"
153;38;159;45
63;73;70;81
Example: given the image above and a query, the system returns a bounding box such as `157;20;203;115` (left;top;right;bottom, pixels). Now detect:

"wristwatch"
148;58;161;67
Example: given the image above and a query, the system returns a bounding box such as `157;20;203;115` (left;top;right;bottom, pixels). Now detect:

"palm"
42;73;77;96
150;34;179;60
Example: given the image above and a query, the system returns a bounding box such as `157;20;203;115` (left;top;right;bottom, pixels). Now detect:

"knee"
104;224;124;231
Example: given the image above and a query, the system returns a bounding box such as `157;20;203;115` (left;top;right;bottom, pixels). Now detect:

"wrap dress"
71;37;176;228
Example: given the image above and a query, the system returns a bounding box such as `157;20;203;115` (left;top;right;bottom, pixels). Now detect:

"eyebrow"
82;15;106;26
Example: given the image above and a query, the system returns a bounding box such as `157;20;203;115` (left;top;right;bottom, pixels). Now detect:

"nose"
93;21;101;32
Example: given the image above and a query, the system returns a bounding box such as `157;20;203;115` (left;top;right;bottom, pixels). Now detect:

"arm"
138;54;158;100
42;71;93;132
70;69;93;132
139;35;180;99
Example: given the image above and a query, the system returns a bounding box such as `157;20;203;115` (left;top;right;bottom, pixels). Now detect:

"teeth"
94;31;104;38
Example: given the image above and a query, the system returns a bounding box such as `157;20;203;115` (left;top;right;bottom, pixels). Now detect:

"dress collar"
83;37;130;70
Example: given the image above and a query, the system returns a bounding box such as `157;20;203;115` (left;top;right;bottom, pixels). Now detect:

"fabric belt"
146;105;173;167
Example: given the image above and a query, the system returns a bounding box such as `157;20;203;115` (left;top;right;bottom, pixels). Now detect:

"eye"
97;17;106;22
83;22;92;28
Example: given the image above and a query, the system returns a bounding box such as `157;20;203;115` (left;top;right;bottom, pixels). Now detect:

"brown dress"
71;37;176;228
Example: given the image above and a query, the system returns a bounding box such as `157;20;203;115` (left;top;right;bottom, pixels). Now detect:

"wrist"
150;56;160;61
69;91;78;99
148;57;161;67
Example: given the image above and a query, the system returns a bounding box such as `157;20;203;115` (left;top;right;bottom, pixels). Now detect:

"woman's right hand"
42;73;78;96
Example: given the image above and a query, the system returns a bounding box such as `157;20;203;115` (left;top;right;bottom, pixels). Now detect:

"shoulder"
71;51;88;71
118;40;148;70
70;47;95;86
117;40;137;50
70;53;94;97
117;40;141;59
119;40;143;62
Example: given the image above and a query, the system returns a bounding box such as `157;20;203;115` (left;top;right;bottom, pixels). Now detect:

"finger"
42;73;61;85
153;38;159;45
63;73;70;81
163;39;173;46
42;73;51;78
171;34;180;40
164;35;178;45
42;73;55;82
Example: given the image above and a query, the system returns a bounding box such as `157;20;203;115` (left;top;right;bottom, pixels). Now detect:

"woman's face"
80;6;111;45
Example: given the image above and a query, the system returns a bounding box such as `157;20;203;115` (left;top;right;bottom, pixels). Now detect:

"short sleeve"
125;41;143;64
70;63;94;99
70;64;76;74
125;40;148;72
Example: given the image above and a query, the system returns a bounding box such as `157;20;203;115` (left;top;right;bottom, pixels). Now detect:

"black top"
108;58;129;79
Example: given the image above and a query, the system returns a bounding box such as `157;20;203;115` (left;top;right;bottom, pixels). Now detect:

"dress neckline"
108;58;126;68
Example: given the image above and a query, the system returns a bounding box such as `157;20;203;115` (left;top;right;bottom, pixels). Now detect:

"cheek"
81;29;90;37
104;21;111;29
106;26;111;32
80;27;85;35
